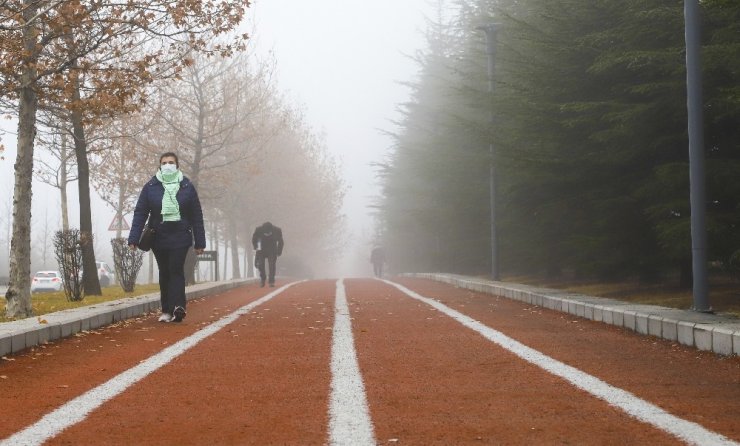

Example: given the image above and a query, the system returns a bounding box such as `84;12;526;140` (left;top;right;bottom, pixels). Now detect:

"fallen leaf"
37;317;48;324
0;375;7;379
57;385;69;388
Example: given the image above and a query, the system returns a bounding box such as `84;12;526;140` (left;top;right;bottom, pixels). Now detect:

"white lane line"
1;282;302;446
383;279;739;446
328;279;376;446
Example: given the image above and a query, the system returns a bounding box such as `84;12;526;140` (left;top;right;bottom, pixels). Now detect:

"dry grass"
507;276;740;318
0;284;161;323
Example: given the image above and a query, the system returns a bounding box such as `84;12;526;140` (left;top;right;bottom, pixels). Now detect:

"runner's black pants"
373;262;383;278
153;246;189;314
256;252;277;284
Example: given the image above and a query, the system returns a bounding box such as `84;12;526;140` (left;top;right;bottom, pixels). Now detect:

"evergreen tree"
378;0;740;285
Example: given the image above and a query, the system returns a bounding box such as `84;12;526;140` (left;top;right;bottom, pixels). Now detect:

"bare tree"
1;0;251;317
34;209;55;271
144;53;279;189
224;107;347;279
35;123;78;231
140;53;280;283
90;115;156;239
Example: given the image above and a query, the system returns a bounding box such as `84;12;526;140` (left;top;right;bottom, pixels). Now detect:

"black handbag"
138;223;156;252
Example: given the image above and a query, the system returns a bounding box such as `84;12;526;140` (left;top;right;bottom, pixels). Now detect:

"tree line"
1;1;344;318
377;0;740;286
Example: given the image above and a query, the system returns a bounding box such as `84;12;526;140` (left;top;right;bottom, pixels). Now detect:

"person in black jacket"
370;246;386;278
252;222;284;287
128;152;206;323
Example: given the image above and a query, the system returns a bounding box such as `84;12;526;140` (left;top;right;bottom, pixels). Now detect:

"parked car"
79;261;116;287
30;271;63;293
96;261;115;287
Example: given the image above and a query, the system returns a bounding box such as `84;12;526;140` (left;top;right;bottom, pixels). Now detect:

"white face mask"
160;164;178;174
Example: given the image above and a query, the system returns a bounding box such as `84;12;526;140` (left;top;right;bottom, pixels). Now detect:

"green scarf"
156;169;183;222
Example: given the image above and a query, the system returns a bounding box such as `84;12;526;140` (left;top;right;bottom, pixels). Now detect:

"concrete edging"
0;278;256;357
404;273;740;356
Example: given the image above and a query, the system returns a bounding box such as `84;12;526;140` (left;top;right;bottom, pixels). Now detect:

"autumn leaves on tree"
1;1;344;319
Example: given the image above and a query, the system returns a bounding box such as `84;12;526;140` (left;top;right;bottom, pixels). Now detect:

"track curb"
0;278;257;357
402;273;740;356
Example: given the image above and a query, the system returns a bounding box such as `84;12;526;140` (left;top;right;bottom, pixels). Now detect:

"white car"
30;271;63;293
96;261;115;287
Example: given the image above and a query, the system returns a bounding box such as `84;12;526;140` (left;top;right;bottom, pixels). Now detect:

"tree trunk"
6;4;40;318
184;105;204;285
115;150;126;239
148;250;154;284
60;132;70;231
247;245;254;278
222;234;228;280
184;249;197;285
41;210;50;268
230;218;241;279
71;71;101;296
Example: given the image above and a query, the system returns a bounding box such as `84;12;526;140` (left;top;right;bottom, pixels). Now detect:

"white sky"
0;0;433;277
248;0;431;231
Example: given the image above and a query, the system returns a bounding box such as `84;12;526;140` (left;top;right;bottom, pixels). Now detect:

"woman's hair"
159;152;179;168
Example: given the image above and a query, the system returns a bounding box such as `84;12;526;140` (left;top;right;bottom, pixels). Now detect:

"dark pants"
373;262;383;278
153;246;189;314
256;252;277;284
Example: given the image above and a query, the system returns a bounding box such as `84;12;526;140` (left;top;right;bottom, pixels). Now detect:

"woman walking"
128;152;206;322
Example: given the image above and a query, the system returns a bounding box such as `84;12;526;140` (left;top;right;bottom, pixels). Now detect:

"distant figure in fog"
370;246;386;278
252;222;284;287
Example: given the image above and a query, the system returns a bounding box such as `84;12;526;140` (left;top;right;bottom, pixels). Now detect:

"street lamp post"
684;0;710;312
477;23;500;281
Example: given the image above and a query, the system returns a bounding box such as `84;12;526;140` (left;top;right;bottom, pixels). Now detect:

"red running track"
0;278;738;445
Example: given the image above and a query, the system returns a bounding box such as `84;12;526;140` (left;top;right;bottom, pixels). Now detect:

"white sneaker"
158;313;172;322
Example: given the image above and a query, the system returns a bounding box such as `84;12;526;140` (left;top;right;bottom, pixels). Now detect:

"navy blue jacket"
127;175;206;251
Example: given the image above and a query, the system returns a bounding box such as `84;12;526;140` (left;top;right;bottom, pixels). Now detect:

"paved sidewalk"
0;278;256;357
405;273;740;356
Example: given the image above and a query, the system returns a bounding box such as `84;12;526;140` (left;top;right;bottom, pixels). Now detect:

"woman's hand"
129;244;137;251
195;248;205;255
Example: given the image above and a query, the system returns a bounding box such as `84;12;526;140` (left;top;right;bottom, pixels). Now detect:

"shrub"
111;238;143;292
53;229;84;302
